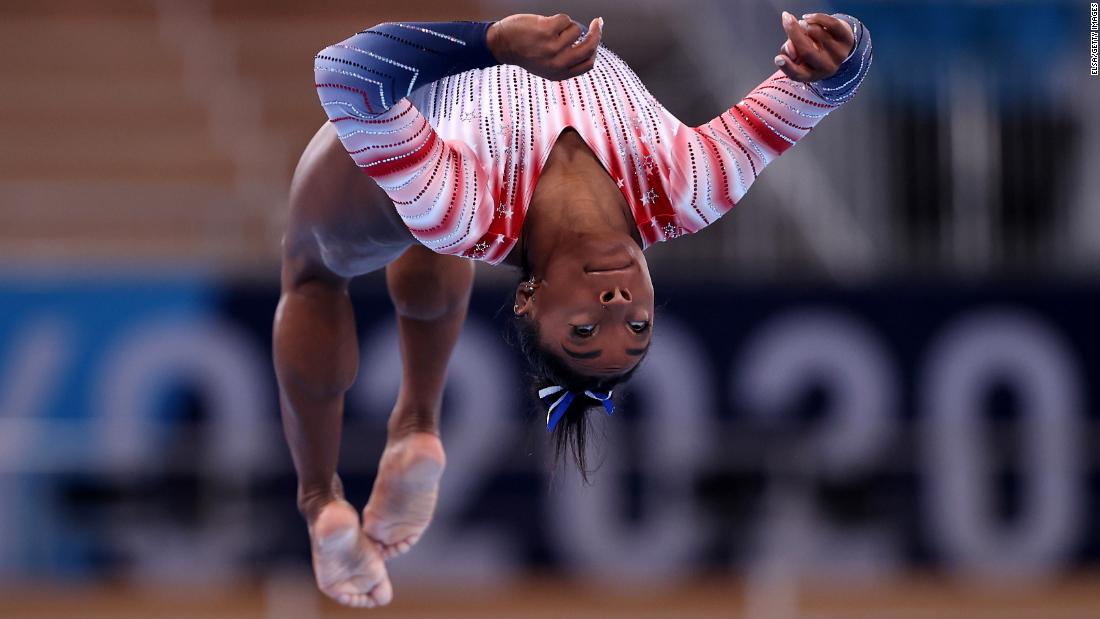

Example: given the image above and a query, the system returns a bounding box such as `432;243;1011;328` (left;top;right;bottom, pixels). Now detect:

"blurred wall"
0;0;1092;281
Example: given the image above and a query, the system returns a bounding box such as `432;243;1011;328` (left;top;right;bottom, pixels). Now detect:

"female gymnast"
274;10;871;607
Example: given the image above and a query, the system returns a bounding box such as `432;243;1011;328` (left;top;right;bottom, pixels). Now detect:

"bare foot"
361;432;446;559
309;500;393;608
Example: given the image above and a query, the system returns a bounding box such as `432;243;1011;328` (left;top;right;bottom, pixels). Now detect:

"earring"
517;277;537;316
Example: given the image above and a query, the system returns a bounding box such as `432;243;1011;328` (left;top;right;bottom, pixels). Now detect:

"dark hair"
510;314;644;483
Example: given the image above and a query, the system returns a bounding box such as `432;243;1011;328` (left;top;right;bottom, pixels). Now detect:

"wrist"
830;13;861;62
808;13;870;104
486;20;511;64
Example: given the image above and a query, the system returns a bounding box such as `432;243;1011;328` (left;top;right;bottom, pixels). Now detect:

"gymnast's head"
511;233;653;480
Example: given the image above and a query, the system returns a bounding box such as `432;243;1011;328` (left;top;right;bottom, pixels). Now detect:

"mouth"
585;263;634;274
584;255;635;273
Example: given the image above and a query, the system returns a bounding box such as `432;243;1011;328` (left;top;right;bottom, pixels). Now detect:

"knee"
387;253;474;321
389;277;452;321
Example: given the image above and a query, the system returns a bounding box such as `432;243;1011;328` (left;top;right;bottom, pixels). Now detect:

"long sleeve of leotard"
665;13;872;234
314;22;500;254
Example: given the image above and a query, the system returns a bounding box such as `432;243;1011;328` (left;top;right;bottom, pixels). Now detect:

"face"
516;234;654;376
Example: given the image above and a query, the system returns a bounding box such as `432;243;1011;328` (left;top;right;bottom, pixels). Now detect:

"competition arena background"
1;0;1098;617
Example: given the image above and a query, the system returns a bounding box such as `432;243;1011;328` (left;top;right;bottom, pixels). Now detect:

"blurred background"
1;0;1098;617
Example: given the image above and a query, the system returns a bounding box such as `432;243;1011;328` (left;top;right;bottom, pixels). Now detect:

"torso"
300;122;638;275
501;128;639;267
403;47;680;263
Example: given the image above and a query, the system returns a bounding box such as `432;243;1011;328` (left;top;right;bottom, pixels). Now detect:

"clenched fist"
773;11;855;83
487;13;604;81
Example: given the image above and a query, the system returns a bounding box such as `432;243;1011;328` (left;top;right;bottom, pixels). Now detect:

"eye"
572;324;596;338
628;320;650;333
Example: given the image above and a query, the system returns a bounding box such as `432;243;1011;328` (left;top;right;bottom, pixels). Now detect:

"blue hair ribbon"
538;386;614;432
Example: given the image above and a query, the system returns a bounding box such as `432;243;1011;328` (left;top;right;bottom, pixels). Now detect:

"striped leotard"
314;16;872;264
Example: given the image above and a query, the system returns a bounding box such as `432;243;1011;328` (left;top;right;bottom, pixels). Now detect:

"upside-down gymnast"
273;9;872;607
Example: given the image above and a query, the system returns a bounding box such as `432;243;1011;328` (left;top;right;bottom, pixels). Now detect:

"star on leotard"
616;177;625;188
640;188;659;205
496;204;513;218
468;240;490;258
663;222;681;239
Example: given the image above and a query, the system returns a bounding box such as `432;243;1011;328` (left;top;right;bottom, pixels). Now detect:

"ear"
514;283;535;316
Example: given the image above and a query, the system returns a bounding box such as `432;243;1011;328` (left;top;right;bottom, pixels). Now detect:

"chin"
579;237;644;271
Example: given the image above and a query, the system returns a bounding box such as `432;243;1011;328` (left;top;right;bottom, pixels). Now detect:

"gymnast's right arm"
313;15;602;254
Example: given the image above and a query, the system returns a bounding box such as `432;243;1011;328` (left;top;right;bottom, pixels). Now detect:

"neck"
513;131;639;274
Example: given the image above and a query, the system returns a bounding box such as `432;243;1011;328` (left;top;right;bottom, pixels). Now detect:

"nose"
599;287;632;305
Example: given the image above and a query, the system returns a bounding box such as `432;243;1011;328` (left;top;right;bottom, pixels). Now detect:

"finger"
561;42;599;79
802;13;849;35
773;53;813;82
558;16;602;69
563;49;598;78
554;20;583;49
779;39;798;62
547;13;573;33
782;12;827;71
803;13;855;54
562;17;602;75
803;23;849;62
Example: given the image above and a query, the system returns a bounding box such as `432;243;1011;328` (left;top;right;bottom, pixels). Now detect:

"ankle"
381;432;446;471
386;412;440;441
298;477;346;524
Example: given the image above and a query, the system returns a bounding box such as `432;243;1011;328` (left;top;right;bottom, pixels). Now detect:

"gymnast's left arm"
666;12;872;232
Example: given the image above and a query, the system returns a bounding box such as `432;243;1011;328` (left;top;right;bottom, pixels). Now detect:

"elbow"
314;35;390;119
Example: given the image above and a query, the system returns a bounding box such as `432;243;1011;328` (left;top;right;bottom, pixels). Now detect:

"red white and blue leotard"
314;16;872;264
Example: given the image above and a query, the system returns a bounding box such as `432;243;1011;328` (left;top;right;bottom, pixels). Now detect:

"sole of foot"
361;432;446;559
311;500;393;607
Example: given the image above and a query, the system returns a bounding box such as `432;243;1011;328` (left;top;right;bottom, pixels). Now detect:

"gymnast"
273;9;871;607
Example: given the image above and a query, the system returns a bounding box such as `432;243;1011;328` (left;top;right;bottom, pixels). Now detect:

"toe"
340;592;375;608
370;576;394;606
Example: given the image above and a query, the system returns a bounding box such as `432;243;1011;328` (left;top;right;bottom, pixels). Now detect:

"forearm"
274;279;360;520
806;13;873;105
719;12;873;154
669;13;873;234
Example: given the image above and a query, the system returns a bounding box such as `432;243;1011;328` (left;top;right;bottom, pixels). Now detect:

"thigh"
285;123;415;280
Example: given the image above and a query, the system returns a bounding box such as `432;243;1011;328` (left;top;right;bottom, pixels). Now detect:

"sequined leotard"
314;16;872;265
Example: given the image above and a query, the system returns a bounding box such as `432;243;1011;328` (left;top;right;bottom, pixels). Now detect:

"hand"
487;13;604;81
773;11;855;82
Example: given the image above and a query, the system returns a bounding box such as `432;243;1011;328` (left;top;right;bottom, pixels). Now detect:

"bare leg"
276;265;393;608
275;123;413;607
362;245;475;558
